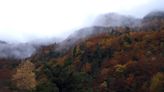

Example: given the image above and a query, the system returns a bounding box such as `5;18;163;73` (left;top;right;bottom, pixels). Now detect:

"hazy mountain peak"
0;40;7;44
143;11;164;20
93;13;141;27
1;11;164;60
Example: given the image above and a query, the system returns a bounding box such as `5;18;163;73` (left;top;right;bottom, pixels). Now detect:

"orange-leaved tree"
12;60;37;90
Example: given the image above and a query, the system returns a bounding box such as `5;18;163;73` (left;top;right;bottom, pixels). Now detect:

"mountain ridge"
1;11;164;60
1;11;164;92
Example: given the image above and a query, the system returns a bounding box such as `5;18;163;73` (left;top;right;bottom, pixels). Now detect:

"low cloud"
0;43;36;59
0;0;164;43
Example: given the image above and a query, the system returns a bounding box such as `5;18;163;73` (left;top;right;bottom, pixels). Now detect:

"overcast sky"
0;0;164;43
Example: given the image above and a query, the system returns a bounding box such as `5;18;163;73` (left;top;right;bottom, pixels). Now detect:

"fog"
0;0;164;59
0;0;164;43
0;43;36;59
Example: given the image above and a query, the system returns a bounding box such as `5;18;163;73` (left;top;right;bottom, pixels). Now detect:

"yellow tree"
150;72;164;92
12;60;37;90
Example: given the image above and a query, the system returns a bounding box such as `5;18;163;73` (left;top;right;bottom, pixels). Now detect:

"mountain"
29;26;164;92
0;40;7;44
57;26;113;51
143;11;164;20
0;12;163;60
142;11;164;30
58;25;135;53
0;43;36;59
0;37;61;60
93;13;141;27
22;11;164;92
1;11;164;92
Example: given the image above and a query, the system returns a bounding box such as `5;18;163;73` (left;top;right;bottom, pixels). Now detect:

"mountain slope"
29;24;164;92
3;11;164;92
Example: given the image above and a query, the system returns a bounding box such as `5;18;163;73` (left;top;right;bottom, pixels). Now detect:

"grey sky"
0;0;164;43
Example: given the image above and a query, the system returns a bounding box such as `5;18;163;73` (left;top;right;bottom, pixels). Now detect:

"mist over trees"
0;43;36;59
0;11;164;92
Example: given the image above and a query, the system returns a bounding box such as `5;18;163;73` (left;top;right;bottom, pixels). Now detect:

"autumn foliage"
12;60;37;91
9;12;164;92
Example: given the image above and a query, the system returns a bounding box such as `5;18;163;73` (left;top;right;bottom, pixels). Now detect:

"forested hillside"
1;11;164;92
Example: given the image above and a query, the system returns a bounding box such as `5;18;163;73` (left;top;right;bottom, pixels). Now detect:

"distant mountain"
57;11;164;53
57;26;116;51
61;12;152;50
143;11;164;20
93;13;141;27
0;38;61;59
0;43;36;59
1;11;164;60
0;40;7;44
142;11;164;30
66;26;111;40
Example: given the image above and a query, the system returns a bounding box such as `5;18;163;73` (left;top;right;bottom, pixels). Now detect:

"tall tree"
12;60;37;91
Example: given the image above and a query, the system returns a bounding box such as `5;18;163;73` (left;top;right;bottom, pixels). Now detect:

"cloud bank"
0;0;164;43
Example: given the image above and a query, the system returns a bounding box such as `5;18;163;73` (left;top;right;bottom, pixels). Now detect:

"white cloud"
0;0;163;43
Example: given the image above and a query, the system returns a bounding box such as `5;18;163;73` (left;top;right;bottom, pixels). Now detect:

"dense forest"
0;11;164;92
